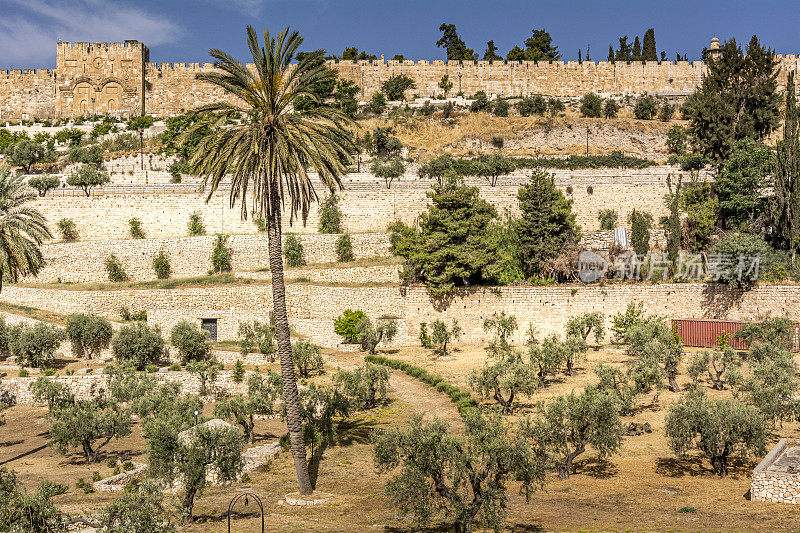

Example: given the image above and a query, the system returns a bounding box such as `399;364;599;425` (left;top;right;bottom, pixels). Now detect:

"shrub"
611;301;645;342
105;254;129;282
336;233;354;262
382;74;415;100
283;233;305;267
598;209;618;230
76;478;94;494
318;194;342;234
232;359;245;382
580;93;603;117
187;212;205;236
334;309;366;343
516;95;546;116
708;233;779;288
209;234;232;274
418;100;436;116
57;218;78;242
128;218;145;239
10;323;65;369
547;97;565;115
112;322;165;370
634;97;658;119
170;321;209;364
65;313;112;359
603;99;620;118
366;92;387;115
470;91;490;112
659;103;675;121
120;307;147;322
152;250;171;279
628;209;652;256
493;98;509;117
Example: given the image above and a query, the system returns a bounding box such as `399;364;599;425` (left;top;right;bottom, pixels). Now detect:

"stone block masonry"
1;282;798;348
34;233;392;283
4;40;800;120
751;439;800;504
33;168;684;241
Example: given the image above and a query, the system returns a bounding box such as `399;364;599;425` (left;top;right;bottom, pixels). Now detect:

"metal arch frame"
227;492;264;533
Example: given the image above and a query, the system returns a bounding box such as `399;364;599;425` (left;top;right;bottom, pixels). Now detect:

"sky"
1;0;799;68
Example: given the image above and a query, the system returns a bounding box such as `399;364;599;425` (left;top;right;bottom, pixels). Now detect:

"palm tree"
186;27;355;495
0;163;52;290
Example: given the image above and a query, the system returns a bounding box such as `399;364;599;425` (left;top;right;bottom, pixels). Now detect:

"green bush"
10;323;65;369
57;218;78;242
283;233;305;267
170;321;209;363
232;359;245;382
334;309;366;343
603;99;620;118
65;313;112;359
128;218;145;239
470;91;490;112
493;98;509;117
598;209;618;230
634;97;658;120
188;211;206;236
628;209;653;256
105;254;129;282
318;194;342;234
209;234;233;274
112;322;165;370
659;103;675;121
516;95;547;117
152;250;171;279
580;93;603;117
336;233;354;262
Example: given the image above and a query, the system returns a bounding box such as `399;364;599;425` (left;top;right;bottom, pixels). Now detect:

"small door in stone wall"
201;318;218;342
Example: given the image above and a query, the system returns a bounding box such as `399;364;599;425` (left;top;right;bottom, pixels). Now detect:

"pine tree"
608;45;615;62
615;36;631;61
642;28;658;61
483;40;502;61
771;71;800;250
688;35;781;165
632;36;642;61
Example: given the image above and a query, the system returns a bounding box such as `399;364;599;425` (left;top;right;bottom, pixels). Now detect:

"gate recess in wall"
201;318;218;342
672;319;800;352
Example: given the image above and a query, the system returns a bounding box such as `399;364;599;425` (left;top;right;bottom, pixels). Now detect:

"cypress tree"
642;28;658;61
632;36;642;61
608;45;615;62
771;71;800;250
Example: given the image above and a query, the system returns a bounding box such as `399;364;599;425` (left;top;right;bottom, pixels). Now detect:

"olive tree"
566;312;605;346
100;481;175;533
214;372;281;443
65;313;113;359
47;394;132;464
28;175;60;197
736;340;799;426
374;410;548;533
10;323;65;369
355;315;398;354
523;386;624;479
66;164;109;197
687;346;742;390
112;322;165;370
625;318;684;392
0;467;66;532
185;357;222;396
333;362;390;409
146;421;243;520
470;339;539;414
665;390;767;476
528;334;565;383
420;319;462;358
238;320;276;362
170;321;209;363
292;340;324;378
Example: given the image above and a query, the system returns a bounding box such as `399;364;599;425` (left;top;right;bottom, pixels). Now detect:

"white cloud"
0;0;181;66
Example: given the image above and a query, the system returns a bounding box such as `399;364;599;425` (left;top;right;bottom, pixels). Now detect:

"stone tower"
55;40;148;118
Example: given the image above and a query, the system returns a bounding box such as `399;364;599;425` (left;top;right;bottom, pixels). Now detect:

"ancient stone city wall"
32;168;682;241
4;41;800;119
2;283;798;347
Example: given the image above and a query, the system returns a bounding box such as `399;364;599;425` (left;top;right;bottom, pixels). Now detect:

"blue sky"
1;0;799;68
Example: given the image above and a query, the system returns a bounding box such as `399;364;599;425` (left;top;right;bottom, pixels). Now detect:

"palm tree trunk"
267;205;313;495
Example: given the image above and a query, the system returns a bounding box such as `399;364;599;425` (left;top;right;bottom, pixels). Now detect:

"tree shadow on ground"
655;455;754;479
384;524;453;532
309;417;381;489
575;457;619;479
508;524;545;533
